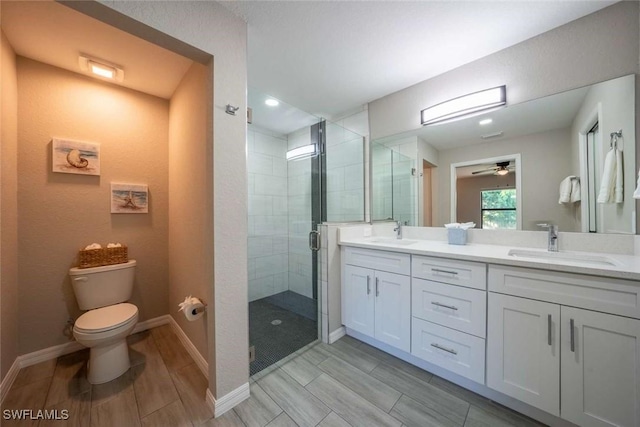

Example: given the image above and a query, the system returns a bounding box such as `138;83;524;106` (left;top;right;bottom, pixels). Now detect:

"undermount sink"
369;238;418;246
507;249;619;267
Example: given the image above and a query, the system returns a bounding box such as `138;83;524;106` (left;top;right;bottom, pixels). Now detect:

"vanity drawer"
344;247;410;275
412;255;486;290
411;317;485;384
489;265;640;319
412;278;486;338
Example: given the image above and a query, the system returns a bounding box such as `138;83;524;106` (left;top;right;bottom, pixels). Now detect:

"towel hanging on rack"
633;169;640;199
559;176;580;204
598;130;623;204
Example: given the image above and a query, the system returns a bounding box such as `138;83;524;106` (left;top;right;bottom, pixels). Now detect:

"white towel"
597;149;623;204
615;148;623;203
559;176;573;204
633;169;640;199
570;177;581;203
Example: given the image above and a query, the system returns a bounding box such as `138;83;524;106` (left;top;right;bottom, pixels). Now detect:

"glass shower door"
247;90;322;376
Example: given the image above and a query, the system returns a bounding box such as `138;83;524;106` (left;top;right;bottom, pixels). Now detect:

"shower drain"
271;319;282;326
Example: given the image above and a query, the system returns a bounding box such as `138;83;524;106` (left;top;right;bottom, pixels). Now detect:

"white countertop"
338;235;640;282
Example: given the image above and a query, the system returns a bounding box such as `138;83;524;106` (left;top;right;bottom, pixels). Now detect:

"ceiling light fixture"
479;118;493;125
286;144;317;161
265;99;279;107
78;54;124;82
421;85;506;126
495;168;510;176
481;131;504;140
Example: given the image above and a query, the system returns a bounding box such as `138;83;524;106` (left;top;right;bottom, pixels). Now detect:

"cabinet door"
561;306;640;427
487;293;560;416
343;265;375;337
374;271;410;352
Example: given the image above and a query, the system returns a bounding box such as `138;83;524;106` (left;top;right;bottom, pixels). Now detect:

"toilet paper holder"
191;305;206;315
178;296;207;319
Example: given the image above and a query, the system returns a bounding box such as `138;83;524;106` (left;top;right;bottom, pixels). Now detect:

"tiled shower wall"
247;128;289;301
325;122;365;222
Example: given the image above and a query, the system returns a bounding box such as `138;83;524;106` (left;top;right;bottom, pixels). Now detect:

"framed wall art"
52;138;100;175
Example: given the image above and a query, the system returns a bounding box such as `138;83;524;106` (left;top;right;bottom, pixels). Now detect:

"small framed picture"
111;183;149;214
52;138;100;175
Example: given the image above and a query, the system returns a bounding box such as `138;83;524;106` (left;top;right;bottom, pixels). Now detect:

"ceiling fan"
471;161;514;176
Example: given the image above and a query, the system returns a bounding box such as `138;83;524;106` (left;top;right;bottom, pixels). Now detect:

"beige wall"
77;0;249;398
16;58;170;354
169;62;211;359
457;174;516;227
438;127;576;231
1;31;19;380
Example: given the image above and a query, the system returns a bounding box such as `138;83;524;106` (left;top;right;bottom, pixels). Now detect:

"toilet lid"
75;303;138;333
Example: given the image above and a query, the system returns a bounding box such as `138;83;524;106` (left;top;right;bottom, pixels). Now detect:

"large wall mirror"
371;74;636;234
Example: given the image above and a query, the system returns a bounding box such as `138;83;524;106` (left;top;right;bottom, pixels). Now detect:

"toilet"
69;260;139;384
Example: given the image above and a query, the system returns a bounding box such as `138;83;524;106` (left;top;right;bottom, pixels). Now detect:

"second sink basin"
369;238;418;246
507;249;619;267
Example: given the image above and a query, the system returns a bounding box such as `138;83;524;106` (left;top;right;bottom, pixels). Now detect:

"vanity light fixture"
421;85;506;126
479;118;493;125
286;144;317;161
78;54;124;82
265;98;280;107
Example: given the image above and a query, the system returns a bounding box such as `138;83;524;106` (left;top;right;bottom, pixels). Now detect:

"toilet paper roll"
179;296;205;321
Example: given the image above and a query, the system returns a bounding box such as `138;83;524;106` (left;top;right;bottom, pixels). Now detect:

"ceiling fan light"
496;168;509;176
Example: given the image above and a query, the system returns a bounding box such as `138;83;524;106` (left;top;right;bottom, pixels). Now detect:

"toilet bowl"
73;303;138;384
69;260;138;384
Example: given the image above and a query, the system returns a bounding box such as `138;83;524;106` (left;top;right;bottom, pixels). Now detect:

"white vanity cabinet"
410;255;487;384
487;293;560;415
488;265;640;427
342;248;411;352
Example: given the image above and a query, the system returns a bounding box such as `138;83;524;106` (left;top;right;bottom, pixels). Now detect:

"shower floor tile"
249;295;318;376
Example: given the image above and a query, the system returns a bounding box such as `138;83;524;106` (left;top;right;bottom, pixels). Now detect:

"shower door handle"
308;230;320;251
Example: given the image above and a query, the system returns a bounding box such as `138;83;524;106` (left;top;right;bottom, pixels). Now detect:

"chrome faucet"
394;220;403;239
537;223;558;252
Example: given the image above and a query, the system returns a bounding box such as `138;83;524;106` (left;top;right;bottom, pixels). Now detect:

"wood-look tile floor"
3;330;547;427
2;325;211;427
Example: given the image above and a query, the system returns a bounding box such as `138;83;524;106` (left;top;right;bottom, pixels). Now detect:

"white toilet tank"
69;260;137;310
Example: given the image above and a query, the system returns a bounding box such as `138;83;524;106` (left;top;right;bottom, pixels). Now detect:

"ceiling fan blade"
471;168;497;175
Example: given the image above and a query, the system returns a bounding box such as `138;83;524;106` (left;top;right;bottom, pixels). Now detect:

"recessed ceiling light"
479;118;493;125
78;54;124;82
265;99;279;107
90;62;115;79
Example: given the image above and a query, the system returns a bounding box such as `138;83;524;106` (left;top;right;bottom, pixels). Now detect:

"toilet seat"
74;303;138;333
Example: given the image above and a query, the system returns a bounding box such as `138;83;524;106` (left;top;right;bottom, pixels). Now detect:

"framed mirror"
371;74;636;234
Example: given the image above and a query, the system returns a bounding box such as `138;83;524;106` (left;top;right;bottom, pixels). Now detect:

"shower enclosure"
371;141;417;226
247;90;364;375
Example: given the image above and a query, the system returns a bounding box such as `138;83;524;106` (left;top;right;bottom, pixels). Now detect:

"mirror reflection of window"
481;189;517;229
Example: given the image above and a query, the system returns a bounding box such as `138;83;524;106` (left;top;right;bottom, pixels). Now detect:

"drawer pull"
547;314;552;346
366;276;371;295
431;301;458;311
375;277;380;297
432;268;459;276
431;343;458;355
570;318;575;352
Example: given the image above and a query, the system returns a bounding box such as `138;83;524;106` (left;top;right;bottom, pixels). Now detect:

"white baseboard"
206;383;250;417
328;326;346;344
0;314;171;405
0;358;21;405
132;314;171;334
168;316;208;379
